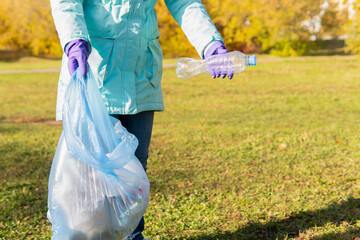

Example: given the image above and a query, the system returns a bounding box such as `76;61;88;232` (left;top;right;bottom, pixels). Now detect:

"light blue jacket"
51;0;223;120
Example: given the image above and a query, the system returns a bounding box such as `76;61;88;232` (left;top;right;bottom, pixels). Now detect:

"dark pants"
111;111;154;240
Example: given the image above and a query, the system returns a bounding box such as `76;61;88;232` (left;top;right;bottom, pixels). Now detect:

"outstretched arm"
165;0;233;79
164;0;224;59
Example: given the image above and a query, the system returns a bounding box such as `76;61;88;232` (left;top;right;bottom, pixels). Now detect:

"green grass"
0;73;59;122
2;55;360;239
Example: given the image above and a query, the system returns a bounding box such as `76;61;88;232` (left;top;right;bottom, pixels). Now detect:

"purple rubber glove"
65;39;90;77
204;41;234;79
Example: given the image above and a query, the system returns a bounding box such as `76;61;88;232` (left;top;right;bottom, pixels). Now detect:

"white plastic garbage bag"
47;69;150;240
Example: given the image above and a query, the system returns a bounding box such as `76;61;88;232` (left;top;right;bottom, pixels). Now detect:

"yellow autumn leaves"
0;0;351;57
0;0;62;56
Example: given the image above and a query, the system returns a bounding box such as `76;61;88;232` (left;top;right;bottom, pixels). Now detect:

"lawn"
1;55;360;239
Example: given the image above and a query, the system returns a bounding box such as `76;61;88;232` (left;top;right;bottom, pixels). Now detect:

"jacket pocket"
146;36;163;88
87;37;115;89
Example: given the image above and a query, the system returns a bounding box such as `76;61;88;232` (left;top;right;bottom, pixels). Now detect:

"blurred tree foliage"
320;0;349;37
345;0;360;55
157;0;347;57
0;0;349;58
0;0;62;56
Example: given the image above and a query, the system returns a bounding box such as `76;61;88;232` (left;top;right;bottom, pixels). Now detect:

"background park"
2;0;360;239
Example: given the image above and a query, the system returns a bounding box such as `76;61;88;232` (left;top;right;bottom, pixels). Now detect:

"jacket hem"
107;103;164;115
57;103;164;120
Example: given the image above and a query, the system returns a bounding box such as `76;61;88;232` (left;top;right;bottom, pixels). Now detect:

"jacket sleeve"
50;0;89;50
164;0;224;59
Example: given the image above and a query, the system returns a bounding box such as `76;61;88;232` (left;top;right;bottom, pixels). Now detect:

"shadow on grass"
0;50;27;61
190;197;360;240
0;50;62;61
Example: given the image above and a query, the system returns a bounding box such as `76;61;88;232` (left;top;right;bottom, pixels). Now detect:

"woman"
50;0;233;239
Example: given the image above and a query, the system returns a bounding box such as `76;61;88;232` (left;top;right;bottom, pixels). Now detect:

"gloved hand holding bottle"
176;42;256;79
65;39;90;77
204;41;234;79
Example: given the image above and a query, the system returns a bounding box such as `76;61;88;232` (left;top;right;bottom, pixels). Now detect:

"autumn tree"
156;0;327;57
345;0;360;54
0;0;350;57
320;0;349;37
0;0;62;56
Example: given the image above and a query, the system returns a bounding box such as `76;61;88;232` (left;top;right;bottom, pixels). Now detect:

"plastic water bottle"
176;51;256;79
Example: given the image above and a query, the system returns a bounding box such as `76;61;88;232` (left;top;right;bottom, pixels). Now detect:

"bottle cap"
247;55;257;66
